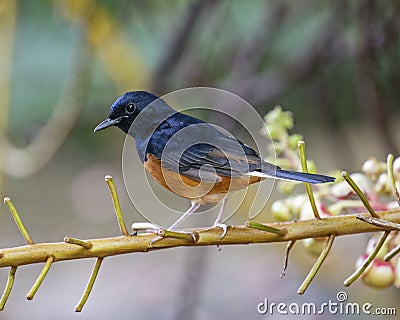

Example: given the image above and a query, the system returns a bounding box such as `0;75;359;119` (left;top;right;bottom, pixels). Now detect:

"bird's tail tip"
274;169;335;184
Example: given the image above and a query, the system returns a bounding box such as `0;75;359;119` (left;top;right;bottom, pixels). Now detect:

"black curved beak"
94;117;121;132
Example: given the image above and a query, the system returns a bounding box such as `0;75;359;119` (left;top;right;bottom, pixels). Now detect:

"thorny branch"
1;209;400;270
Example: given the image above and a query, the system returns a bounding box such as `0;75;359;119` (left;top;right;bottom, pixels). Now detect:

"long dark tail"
274;169;335;184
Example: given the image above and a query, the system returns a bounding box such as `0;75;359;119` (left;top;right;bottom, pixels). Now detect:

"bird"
94;91;334;238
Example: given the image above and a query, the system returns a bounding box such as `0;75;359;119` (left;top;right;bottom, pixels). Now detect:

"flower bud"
271;200;292;222
287;134;303;150
290;195;308;217
362;158;385;180
361;258;395;289
278;181;297;194
331;173;373;198
302;237;328;257
262;106;293;139
274;142;285;155
263;124;281;140
375;173;391;194
299;199;329;220
387;201;400;210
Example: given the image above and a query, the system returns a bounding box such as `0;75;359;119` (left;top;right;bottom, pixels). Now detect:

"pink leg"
169;201;201;230
149;201;200;246
207;198;230;238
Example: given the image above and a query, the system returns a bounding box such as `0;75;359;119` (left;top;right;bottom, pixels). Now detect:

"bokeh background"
0;0;399;319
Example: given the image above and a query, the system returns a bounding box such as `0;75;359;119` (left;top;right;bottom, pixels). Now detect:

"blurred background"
0;0;399;319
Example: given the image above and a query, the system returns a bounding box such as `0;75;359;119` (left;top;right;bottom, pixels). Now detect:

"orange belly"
144;154;261;203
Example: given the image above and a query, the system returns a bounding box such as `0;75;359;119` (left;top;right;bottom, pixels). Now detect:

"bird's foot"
214;223;229;238
204;223;230;238
149;235;163;247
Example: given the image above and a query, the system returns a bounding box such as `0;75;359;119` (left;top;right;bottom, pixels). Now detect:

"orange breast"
144;154;261;203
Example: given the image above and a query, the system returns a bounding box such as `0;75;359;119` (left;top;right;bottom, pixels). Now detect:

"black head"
94;91;172;135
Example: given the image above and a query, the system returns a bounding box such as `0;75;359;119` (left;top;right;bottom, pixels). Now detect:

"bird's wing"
157;122;277;182
161;142;243;182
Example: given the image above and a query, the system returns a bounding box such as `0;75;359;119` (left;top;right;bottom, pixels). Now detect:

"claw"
214;223;229;238
189;232;198;242
204;223;230;238
149;235;163;247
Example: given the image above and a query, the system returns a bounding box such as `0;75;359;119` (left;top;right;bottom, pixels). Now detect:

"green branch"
298;141;320;219
297;234;335;294
0;209;399;268
75;258;103;312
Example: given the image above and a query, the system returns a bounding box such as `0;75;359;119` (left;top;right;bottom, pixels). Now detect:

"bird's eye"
125;103;136;114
